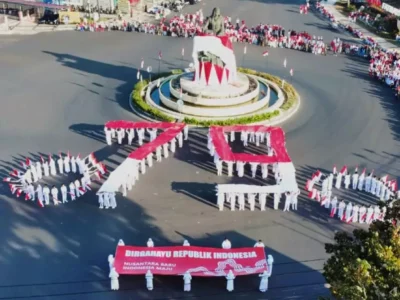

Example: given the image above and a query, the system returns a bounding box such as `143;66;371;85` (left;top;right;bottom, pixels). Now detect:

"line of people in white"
109;238;273;293
4;153;104;207
306;166;397;224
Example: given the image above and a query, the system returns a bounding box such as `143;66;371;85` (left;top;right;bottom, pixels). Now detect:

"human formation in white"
108;238;274;293
4;153;105;207
306;166;398;224
209;129;299;212
98;125;189;209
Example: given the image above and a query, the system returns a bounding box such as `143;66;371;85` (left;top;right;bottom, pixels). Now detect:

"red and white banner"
114;245;267;276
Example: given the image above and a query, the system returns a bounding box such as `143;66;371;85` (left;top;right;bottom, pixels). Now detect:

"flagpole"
158;57;161;76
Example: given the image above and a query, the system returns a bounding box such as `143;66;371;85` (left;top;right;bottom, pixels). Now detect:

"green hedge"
131;68;299;126
238;67;298;111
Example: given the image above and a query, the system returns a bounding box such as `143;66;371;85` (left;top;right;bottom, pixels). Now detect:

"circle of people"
306;165;398;224
4;153;107;208
109;238;272;293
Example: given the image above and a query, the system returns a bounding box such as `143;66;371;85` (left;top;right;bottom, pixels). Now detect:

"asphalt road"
1;0;400;299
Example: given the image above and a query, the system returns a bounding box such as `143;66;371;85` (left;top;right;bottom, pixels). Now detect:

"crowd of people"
4;153;106;207
306;166;398;224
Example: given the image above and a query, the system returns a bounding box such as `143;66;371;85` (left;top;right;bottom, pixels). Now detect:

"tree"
323;199;400;300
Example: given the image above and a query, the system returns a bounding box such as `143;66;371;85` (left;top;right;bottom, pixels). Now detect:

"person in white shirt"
147;238;154;247
222;238;232;249
254;240;265;247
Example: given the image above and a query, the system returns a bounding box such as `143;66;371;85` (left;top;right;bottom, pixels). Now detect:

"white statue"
146;270;154;291
183;271;192;292
109;267;119;290
226;270;235;292
147;238;154;247
183;240;190;246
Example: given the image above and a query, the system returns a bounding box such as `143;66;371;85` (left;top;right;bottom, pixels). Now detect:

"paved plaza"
1;0;400;299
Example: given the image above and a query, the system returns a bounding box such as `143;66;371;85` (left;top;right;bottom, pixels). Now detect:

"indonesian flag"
333;165;337;174
16;188;23;198
77;153;81;160
390;179;397;192
182;48;185;56
346;214;353;224
21;161;27;170
341;211;346;222
95;171;102;180
37;199;44;208
360;211;366;222
262;50;269;57
3;177;12;182
79;187;86;196
312;170;321;182
366;212;373;224
25;157;31;167
381;175;388;183
244;45;247;54
308;188;317;199
361;168;366;177
10;169;18;177
85;184;92;191
330;206;337;218
158;51;162;60
25;194;30;201
316;191;321;202
290;68;294;77
67;151;71;159
137;70;140;80
305;179;312;191
9;184;16;194
283;58;287;68
97;163;107;174
49;154;53;162
140;58;144;69
320;196;327;206
40;156;45;164
89;153;97;165
340;166;347;175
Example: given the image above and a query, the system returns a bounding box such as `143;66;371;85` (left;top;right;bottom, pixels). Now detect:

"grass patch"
131;68;299;126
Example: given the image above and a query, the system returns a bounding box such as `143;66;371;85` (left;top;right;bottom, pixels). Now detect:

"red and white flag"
262;50;269;57
182;48;185;56
140;58;144;69
381;175;388;183
9;184;16;194
48;154;53;163
37;199;44;208
290;68;294;76
3;177;12;182
305;179;312;191
21;161;27;170
330;206;337;218
360;211;366;222
283;58;287;68
79;187;86;196
25;157;31;167
97;163;107;175
390;179;397;192
341;211;346;222
308;188;317;199
158;51;163;60
40;156;45;164
316;191;321;202
67;151;71;159
25;194;30;201
320;196;327;206
10;169;18;177
95;171;102;180
340;165;347;175
333;165;337;175
16;188;23;198
346;214;353;224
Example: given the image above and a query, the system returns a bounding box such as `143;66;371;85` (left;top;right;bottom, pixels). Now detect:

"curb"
128;86;301;127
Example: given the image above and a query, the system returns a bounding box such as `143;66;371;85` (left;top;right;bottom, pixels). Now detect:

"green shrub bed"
131;68;299;126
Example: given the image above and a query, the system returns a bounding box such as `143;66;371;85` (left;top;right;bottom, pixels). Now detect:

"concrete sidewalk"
321;3;399;50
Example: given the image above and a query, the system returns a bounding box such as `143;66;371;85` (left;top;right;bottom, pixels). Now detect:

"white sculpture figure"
69;181;76;201
259;270;269;292
104;127;112;145
137;129;145;145
183;272;192;292
146;153;153;168
259;193;267;211
27;184;35;201
241;131;248;146
230;131;235;142
36;185;44;205
250;163;258;178
335;172;343;189
217;191;225;211
98;194;104;209
147;238;154;247
36;161;43;180
248;193;256;211
43;185;50;205
254;240;265;247
148;128;157;142
227;161;234;177
170;139;176;153
226;270;235;292
183;240;190;246
146;270;154;291
117;128;124;144
222;238;231;249
118;239;125;246
238;193;245;211
109;267;119;290
216;159;223;176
